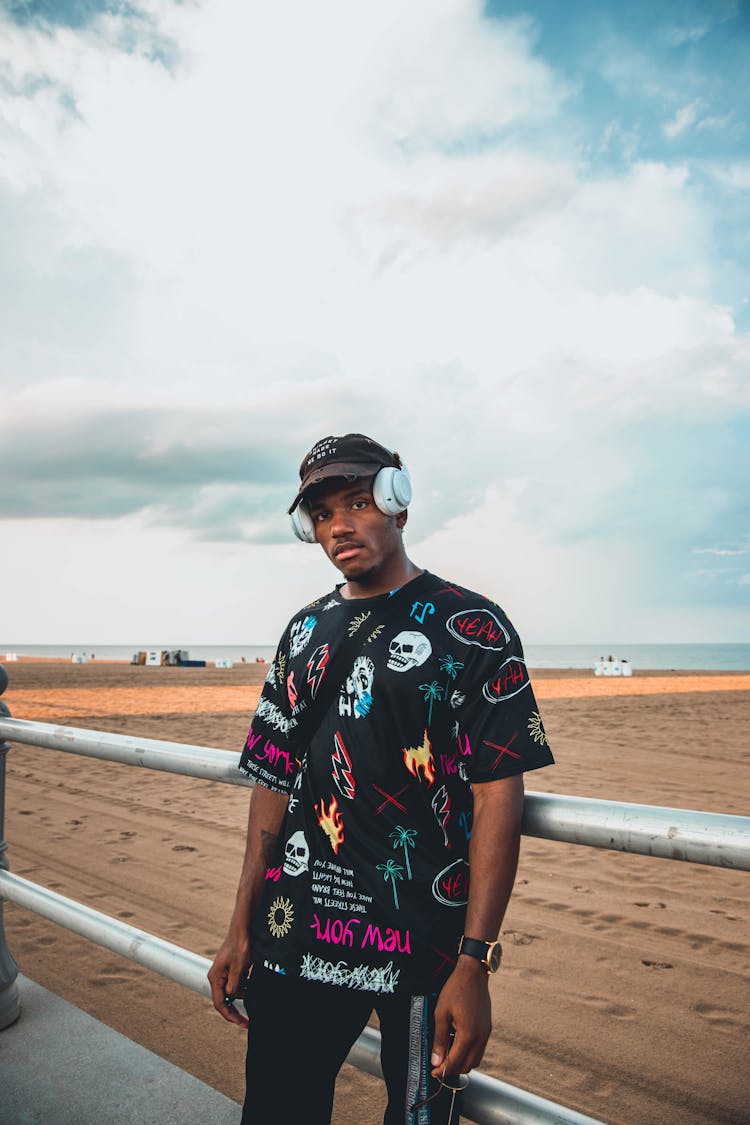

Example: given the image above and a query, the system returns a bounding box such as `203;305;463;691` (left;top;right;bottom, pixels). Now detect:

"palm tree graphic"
389;825;417;879
419;680;444;723
438;654;464;696
377;859;404;909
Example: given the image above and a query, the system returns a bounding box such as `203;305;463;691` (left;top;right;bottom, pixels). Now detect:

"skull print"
283;830;309;876
387;631;432;672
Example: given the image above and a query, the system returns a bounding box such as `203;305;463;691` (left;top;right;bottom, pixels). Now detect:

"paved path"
1;975;241;1124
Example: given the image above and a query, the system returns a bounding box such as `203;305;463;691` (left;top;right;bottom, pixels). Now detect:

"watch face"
488;943;502;972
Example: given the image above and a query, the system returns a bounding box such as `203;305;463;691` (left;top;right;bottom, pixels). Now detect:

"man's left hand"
430;957;492;1078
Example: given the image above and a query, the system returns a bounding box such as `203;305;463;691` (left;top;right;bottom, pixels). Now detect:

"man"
208;434;554;1124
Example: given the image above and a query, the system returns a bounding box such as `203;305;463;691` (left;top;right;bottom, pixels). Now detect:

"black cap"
288;433;401;513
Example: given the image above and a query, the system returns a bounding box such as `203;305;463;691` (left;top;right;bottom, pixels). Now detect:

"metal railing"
1;710;749;1125
4;718;748;869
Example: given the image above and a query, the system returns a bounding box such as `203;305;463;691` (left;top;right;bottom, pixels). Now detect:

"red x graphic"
371;782;409;815
483;731;520;770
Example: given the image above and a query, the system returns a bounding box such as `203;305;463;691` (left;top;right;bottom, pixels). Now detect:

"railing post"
0;664;20;1029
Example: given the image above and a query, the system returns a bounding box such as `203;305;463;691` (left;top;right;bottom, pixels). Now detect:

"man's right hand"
208;931;252;1027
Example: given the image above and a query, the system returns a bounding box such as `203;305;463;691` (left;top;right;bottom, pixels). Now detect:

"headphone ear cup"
290;504;316;543
372;465;412;515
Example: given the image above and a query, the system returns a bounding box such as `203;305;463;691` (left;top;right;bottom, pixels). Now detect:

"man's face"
305;476;406;584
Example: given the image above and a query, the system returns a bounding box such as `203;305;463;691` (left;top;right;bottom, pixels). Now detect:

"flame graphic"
403;729;435;785
315;794;345;853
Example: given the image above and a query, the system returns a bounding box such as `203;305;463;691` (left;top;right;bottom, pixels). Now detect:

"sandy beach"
2;660;749;1124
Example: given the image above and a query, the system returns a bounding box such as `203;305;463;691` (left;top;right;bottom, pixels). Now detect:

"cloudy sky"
1;0;748;646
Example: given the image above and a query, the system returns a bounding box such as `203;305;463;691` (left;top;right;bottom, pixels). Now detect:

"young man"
208;434;554;1124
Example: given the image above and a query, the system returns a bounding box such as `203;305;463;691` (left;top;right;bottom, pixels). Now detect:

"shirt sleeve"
238;635;301;794
456;618;554;784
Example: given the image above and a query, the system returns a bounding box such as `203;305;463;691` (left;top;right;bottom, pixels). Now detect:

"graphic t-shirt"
239;571;554;996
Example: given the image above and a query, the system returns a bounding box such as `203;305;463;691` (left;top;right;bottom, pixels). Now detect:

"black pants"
241;967;462;1125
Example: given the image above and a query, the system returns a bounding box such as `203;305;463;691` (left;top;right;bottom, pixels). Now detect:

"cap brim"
288;460;383;513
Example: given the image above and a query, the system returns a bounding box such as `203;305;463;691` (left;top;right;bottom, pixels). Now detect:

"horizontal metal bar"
346;1024;604;1125
0;717;252;786
3;717;749;870
0;871;602;1125
0;870;211;996
522;792;750;870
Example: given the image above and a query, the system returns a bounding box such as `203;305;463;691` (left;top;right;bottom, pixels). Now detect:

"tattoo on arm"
261;829;278;869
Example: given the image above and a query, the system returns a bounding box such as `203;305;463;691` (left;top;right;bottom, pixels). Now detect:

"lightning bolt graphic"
431;784;451;847
331;731;356;800
306;643;330;699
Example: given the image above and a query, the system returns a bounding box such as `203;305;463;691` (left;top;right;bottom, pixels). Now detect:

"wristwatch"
457;935;502;973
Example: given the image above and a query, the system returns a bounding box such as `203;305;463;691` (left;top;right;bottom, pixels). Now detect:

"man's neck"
339;559;423;600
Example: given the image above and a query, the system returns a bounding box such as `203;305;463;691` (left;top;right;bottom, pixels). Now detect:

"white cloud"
692;547;749;557
663;101;700;140
0;0;748;643
662;2;740;47
704;162;750;191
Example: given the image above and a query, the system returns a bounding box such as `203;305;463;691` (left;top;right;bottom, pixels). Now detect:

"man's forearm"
229;784;289;933
462;772;524;942
208;784;288;1023
430;773;525;1075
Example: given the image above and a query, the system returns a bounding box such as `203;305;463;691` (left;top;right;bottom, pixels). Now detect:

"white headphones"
290;463;412;543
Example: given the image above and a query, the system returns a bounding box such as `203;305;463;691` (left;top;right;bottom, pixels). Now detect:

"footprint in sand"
502;929;538;946
692;1002;748;1033
516;966;543;981
634;901;666;909
91;967;144;986
580;995;636;1019
172;844;197;852
641;960;673;970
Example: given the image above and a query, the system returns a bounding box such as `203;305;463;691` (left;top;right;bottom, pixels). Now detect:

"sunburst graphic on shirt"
528;711;548;746
267;896;295;938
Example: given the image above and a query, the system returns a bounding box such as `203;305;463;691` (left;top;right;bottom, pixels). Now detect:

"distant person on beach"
208;433;554;1124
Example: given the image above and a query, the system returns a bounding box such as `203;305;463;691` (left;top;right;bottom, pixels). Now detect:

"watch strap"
457;935;502;972
458;936;492;961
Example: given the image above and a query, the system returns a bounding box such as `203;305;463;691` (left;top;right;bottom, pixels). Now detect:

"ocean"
3;643;749;671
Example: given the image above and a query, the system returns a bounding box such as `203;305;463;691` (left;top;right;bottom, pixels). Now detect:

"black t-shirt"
239;570;554;996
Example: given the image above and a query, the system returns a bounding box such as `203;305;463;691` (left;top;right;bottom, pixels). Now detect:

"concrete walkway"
1;975;241;1124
